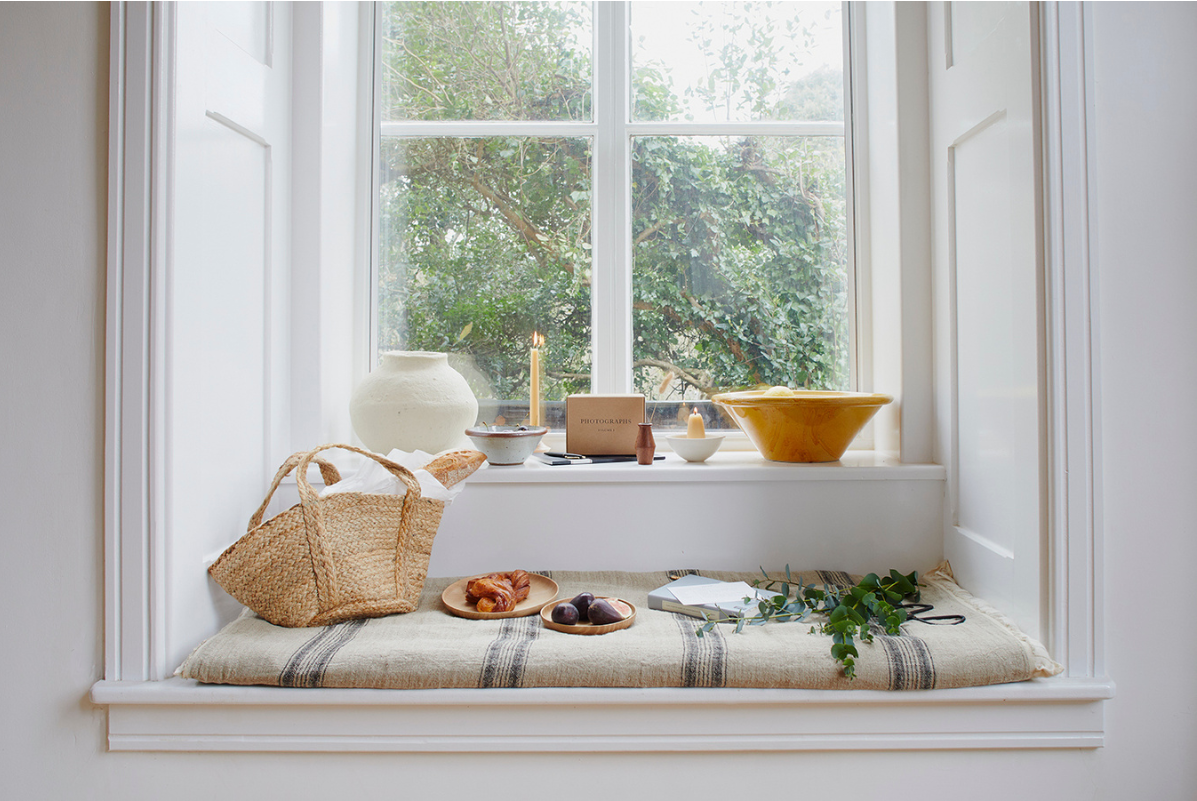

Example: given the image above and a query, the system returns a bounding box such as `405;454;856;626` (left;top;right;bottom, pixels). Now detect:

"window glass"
382;1;592;122
378;1;848;432
379;2;594;426
377;136;593;422
632;135;849;404
631;2;843;123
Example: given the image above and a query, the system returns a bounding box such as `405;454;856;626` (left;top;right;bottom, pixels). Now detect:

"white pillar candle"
530;332;543;426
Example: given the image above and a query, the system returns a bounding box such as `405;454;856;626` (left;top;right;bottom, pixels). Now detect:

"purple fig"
569;592;595;620
551;602;580;625
586;598;624;625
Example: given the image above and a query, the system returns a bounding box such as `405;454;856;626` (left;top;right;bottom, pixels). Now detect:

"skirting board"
92;676;1112;753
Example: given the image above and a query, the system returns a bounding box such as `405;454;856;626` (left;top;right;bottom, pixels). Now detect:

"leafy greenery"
630;133;847;397
696;567;922;679
384;1;592;122
378;2;848;410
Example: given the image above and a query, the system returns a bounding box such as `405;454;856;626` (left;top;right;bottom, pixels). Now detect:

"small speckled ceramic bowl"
465;425;549;465
713;389;892;463
665;435;725;463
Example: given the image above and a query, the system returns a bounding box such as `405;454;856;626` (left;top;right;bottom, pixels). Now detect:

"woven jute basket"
209;444;446;627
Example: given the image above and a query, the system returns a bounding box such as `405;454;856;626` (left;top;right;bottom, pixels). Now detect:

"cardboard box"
565;394;646;455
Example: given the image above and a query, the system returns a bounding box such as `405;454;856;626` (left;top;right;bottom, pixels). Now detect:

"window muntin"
377;1;849;431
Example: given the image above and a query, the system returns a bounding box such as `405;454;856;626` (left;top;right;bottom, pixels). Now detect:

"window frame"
373;1;860;414
95;0;1109;752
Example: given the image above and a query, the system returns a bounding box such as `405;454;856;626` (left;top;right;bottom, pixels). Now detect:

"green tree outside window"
378;2;848;426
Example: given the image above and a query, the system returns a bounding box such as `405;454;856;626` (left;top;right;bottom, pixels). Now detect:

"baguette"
424;450;486;488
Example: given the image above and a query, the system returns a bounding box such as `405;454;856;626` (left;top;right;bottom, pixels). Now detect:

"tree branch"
465;171;557;271
634;217;683;246
632;358;716;396
634;297;759;384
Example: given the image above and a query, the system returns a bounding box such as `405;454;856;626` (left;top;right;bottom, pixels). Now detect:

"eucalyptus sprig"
695;567;921;679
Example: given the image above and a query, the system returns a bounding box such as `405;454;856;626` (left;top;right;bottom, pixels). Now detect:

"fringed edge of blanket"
923;561;1063;678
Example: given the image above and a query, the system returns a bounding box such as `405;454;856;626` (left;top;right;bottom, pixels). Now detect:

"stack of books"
648;574;778;622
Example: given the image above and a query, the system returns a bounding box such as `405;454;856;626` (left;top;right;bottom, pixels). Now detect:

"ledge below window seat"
178;564;1059;691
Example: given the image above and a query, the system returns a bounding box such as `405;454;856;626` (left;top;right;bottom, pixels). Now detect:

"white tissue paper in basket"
319;449;464;503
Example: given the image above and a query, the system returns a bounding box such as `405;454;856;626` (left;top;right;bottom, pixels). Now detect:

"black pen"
535;452;593;465
537;452;663;465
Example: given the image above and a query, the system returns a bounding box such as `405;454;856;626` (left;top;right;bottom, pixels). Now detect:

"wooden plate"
442;573;559;620
539;597;637;635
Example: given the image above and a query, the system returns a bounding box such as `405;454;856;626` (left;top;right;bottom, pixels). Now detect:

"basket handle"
247;452;343;532
293;444;422;507
292;445;424;612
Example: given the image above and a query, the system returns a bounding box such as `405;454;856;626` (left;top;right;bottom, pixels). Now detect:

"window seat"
89;564;1110;753
176;566;1058;692
92;458;1111;755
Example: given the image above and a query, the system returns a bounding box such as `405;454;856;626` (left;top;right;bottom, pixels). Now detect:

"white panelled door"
166;2;292;675
930;3;1045;640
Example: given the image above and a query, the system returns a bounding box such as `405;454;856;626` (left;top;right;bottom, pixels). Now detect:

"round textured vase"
350;351;479;455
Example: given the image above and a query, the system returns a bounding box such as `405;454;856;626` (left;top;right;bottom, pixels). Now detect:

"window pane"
631;1;843;123
382;1;592;122
632;135;849;429
378;137;592;425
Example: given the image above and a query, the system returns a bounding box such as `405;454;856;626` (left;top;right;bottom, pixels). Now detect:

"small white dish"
665;434;725;463
465;425;548;465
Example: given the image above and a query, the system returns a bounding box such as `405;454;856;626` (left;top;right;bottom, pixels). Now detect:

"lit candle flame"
532;331;544;348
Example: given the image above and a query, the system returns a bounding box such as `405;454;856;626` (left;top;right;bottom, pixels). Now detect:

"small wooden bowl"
540;597;636;635
442;573;559;619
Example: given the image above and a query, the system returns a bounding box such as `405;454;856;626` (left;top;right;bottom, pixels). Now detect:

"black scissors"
899;602;965;625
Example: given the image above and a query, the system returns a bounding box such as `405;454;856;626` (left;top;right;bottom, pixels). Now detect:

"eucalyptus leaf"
692;564;922;680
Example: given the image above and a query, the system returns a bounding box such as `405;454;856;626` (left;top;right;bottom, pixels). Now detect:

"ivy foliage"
696;567;922;679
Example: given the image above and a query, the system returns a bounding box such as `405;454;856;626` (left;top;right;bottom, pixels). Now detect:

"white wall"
1086;3;1197;796
2;3;1194;798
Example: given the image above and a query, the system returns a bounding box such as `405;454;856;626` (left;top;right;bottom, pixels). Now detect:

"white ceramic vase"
350;351;479;455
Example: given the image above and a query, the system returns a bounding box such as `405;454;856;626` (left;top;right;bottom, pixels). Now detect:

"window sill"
465;450;944;484
91;675;1112;752
360;450;948;578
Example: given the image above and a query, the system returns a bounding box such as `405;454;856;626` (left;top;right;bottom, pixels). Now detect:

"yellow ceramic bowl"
712;389;893;463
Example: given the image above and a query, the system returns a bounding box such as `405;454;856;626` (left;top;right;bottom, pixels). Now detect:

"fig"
551;602;580;625
607;599;633;618
586;598;625;625
569;592;595;620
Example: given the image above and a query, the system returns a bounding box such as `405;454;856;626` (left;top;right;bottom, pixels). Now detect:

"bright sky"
629;1;843;122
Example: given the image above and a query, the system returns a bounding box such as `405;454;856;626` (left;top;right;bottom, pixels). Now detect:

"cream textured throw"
179;564;1061;690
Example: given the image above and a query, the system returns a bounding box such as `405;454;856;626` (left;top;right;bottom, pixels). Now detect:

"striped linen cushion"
179;563;1060;690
